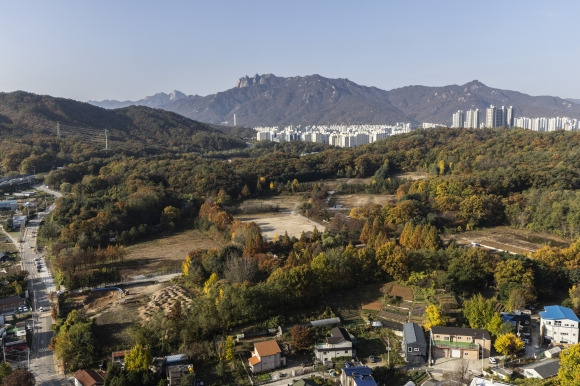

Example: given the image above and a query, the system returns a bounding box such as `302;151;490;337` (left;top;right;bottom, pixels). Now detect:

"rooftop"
254;339;281;357
540;305;580;322
403;322;426;345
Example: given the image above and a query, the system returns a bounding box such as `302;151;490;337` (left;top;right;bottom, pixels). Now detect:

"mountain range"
89;74;580;127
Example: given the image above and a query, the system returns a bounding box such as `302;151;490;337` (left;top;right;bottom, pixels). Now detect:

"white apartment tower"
465;109;480;129
452;110;465;128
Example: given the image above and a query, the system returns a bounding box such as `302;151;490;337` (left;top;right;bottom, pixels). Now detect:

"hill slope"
0;91;247;151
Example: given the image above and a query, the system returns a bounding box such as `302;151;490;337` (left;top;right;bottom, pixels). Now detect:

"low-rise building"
340;364;377;386
430;326;491;360
73;369;106;386
248;340;285;373
12;215;27;228
402;322;427;364
540;305;580;345
0;296;26;312
314;327;354;363
522;359;560;379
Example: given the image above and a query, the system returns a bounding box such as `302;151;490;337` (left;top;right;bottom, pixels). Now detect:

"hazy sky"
1;1;579;101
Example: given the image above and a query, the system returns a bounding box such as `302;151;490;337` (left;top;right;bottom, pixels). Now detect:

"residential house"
469;377;513;386
248;340;285;373
540;305;580;345
111;350;130;368
314;327;354;363
165;354;193;386
522;359;560;379
73;369;105;386
501;312;531;336
340;364;377;386
12;215;27;228
430;326;491;360
402;322;427;364
0;296;26;312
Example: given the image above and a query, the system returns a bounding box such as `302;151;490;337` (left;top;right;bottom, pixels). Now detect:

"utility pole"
387;335;390;367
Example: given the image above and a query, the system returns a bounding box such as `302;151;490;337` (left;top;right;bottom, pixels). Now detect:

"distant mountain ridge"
88;75;580;126
89;90;196;109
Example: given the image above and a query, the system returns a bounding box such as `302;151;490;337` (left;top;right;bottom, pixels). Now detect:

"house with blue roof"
540;305;580;345
340;364;377;386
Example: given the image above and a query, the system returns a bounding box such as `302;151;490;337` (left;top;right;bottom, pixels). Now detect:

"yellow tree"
203;273;218;296
559;343;580;386
494;332;524;359
424;304;444;330
124;343;152;372
224;336;236;362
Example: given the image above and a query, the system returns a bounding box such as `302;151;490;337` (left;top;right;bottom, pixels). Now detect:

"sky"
1;1;579;102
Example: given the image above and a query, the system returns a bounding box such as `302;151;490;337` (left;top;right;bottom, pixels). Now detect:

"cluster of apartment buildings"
255;124;412;148
452;105;580;131
452;105;515;129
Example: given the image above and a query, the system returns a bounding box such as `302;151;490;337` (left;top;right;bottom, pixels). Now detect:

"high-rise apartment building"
465;109;480;128
452;110;465;128
484;105;514;128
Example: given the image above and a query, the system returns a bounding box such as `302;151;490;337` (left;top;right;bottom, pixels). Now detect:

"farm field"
443;226;570;255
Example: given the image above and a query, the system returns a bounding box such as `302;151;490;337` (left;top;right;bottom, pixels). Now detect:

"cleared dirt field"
443;226;570;254
236;212;324;241
122;229;223;278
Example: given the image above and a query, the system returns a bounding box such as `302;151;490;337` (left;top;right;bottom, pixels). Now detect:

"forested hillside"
5;121;580;382
0;91;249;170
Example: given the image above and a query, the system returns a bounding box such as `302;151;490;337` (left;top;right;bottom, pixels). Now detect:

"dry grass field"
121;229;223;278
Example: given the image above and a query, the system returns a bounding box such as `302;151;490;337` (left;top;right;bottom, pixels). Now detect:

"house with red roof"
248;339;286;373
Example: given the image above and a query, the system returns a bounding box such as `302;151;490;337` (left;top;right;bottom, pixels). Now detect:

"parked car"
22;306;28;312
38;306;43;312
17;307;22;312
489;357;498;364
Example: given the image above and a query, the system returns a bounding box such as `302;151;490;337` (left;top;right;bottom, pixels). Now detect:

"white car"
489;357;498;364
38;306;43;312
22;306;28;312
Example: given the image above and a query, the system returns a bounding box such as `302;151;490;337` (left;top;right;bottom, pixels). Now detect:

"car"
38;306;43;312
328;370;338;377
17;307;22;312
22;306;28;312
489;357;498;364
369;355;376;363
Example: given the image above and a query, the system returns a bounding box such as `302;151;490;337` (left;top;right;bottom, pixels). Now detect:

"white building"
540;305;580;345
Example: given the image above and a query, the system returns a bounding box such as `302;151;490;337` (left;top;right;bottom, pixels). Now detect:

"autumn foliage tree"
124;343;153;372
559;343;580;386
494;332;524;359
290;325;314;352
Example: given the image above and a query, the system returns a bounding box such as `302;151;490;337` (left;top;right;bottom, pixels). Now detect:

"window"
345;351;348;354
554;321;562;326
414;348;419;352
562;333;568;336
408;347;412;352
444;337;450;341
464;352;469;356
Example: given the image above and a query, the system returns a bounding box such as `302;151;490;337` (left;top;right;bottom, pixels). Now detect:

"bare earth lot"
236;212;323;241
443;226;570;254
122;229;223;278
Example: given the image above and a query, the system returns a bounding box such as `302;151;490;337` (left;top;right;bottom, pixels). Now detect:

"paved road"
2;185;66;384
